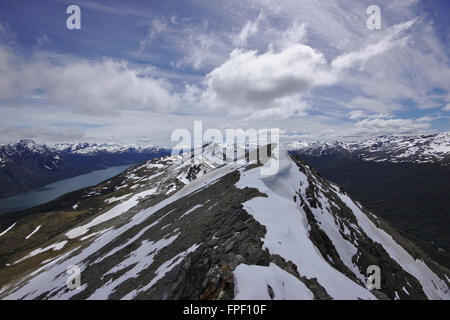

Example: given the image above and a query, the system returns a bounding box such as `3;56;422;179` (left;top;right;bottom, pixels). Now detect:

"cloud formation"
201;19;414;120
0;0;448;143
0;45;177;115
0;127;86;145
203;44;335;115
234;12;263;47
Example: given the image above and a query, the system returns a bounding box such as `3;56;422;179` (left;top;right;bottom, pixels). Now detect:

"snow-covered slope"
286;132;450;165
0;144;448;300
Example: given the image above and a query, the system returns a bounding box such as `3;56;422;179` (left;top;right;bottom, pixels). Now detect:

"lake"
0;164;132;214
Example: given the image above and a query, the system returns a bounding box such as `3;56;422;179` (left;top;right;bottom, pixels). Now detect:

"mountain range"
0;140;170;199
0;143;448;300
285;132;450;165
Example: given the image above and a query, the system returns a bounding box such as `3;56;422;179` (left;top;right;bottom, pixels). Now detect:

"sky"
0;0;449;146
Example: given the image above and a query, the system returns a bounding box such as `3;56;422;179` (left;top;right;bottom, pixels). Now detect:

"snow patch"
122;243;200;299
179;204;203;220
234;263;314;300
104;194;132;204
14;241;68;264
88;233;180;299
66;188;157;239
0;222;17;237
25;226;41;240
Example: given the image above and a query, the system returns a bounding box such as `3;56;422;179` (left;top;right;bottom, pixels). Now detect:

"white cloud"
140;18;169;51
347;110;367;120
443;104;450;112
331;19;415;71
344;96;401;113
278;21;307;49
172;29;231;71
201;19;413;119
352;117;431;135
248;96;310;120
234;12;263;47
203;44;336;114
335;20;450;113
0;127;86;145
0;45;178;114
36;34;51;48
43;60;176;114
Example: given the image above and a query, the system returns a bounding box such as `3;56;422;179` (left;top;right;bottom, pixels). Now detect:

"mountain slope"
289;154;450;269
0;140;170;199
0;145;448;300
286;132;450;269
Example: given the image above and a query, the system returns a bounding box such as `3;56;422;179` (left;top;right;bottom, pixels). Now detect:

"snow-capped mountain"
285;132;450;165
0;139;166;158
0;144;448;300
0;140;170;199
53;142;166;155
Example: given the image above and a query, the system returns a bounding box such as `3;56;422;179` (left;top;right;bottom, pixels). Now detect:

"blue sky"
0;0;449;146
